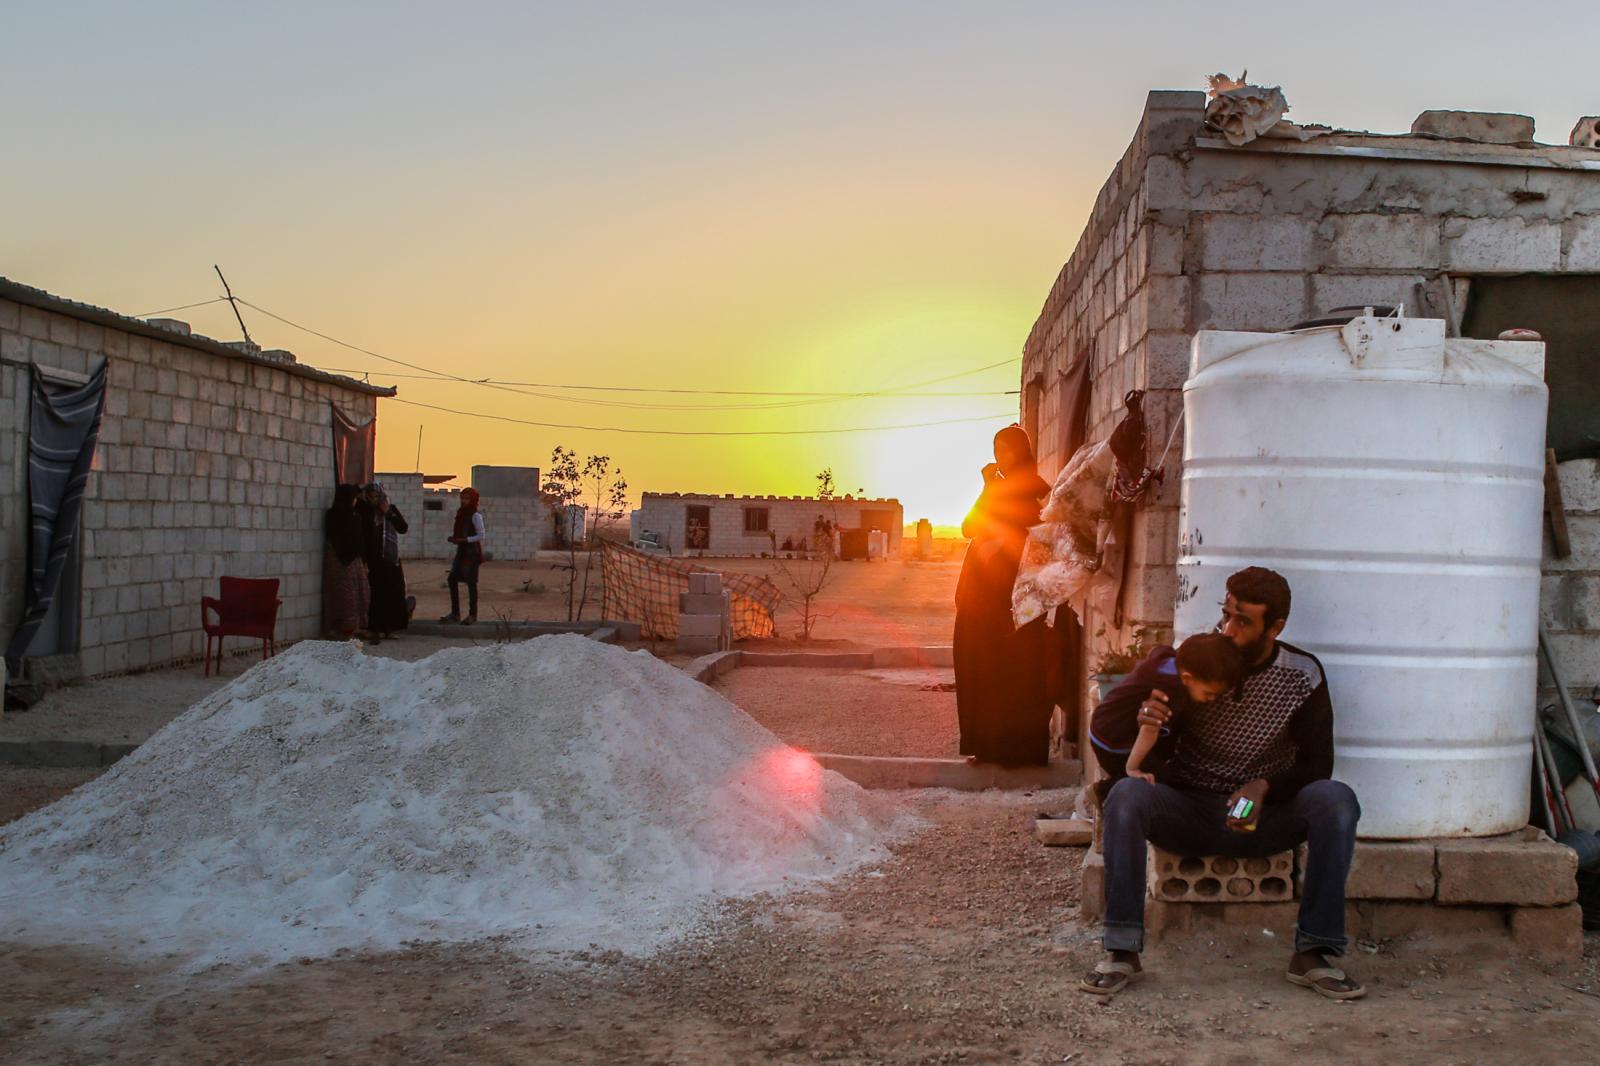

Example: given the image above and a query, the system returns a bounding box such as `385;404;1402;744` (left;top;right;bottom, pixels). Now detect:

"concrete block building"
1020;92;1600;754
0;278;394;678
635;492;902;557
377;464;580;563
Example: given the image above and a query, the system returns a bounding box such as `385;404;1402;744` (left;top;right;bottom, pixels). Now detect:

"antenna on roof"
213;264;254;347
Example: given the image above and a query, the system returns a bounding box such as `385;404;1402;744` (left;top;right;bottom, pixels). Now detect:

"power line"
137;297;229;318
315;367;1020;399
237;298;1019;402
386;396;1017;437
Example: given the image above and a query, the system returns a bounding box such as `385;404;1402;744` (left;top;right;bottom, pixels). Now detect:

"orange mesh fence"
600;541;781;640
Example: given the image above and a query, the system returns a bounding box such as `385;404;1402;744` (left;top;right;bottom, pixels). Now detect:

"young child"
1087;633;1243;807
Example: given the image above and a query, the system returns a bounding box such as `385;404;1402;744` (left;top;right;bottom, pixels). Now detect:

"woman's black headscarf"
325;484;365;566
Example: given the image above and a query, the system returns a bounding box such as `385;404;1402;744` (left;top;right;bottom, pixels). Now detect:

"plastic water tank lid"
1499;328;1543;341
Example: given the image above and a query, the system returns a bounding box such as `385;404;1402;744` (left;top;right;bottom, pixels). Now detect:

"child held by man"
1087;633;1243;806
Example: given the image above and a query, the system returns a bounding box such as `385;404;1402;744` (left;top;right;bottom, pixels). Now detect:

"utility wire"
137;297;229;318
386;396;1017;437
315;367;1019;399
238;297;1018;401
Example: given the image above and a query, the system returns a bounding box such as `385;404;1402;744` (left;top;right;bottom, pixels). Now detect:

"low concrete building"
377;464;581;562
1020;92;1600;752
636;492;902;557
0;277;394;678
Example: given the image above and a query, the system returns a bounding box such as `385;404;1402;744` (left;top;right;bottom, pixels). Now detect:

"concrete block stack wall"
414;487;556;562
1024;91;1600;765
372;472;426;560
635;493;904;557
1541;459;1600;699
0;293;384;677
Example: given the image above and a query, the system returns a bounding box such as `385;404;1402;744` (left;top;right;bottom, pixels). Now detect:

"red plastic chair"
201;577;282;676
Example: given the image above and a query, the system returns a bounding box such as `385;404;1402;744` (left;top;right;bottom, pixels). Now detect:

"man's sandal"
1285;966;1367;1000
1078;959;1142;996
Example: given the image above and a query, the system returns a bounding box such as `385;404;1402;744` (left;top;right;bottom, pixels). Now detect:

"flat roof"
0;277;396;398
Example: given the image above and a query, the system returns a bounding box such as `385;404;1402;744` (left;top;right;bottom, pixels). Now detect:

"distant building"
377;464;583;562
635;492;902;557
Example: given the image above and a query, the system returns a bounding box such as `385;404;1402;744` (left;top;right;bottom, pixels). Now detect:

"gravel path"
716;667;960;757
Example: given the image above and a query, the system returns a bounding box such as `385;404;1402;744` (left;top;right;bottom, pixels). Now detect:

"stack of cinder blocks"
677;572;732;655
1078;828;1581;960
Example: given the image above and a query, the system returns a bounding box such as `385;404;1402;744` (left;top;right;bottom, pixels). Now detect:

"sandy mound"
0;636;905;965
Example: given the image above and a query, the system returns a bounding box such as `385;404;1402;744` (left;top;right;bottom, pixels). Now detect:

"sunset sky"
6;2;1596;525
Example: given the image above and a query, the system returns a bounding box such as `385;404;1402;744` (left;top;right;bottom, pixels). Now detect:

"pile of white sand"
0;636;904;965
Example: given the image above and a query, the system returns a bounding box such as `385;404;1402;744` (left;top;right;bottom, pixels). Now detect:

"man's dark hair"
1175;633;1243;686
1226;566;1292;627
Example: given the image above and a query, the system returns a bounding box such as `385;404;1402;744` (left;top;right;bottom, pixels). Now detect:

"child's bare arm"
1125;721;1162;782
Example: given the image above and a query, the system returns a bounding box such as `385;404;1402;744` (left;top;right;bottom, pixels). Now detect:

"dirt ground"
9;556;1600;1063
4;785;1600;1065
409;553;962;649
716;667;960;758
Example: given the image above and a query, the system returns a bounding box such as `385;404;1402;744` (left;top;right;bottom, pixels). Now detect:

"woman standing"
323;484;370;640
441;487;485;625
362;482;411;641
953;425;1053;766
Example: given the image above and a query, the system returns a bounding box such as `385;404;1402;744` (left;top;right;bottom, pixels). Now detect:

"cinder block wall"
1542;460;1600;701
636;494;903;556
0;296;380;676
1025;89;1600;681
412;486;559;562
373;472;426;560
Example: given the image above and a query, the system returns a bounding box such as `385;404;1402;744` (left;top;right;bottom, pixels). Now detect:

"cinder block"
1148;846;1294;903
1080;849;1105;920
1310;274;1428;317
1350;901;1509;940
1411;109;1533;144
1443;217;1561;272
1197;213;1317;272
675;634;720;655
688;572;721;595
1435;832;1577;906
1323;214;1440;271
678;614;724;637
1564;217;1600;271
1192;273;1308;332
1295;840;1437;900
1509;903;1583;962
1557;459;1600;515
1036;817;1093;847
679;592;729;616
1168;900;1301;936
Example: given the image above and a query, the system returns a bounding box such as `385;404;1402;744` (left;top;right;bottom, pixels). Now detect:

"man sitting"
1080;566;1365;1000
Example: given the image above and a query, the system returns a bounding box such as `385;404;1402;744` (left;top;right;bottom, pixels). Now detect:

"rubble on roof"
1204;71;1289;147
1571;117;1600;149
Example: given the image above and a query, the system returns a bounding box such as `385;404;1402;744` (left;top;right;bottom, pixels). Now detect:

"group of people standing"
322;482;413;642
322;483;488;640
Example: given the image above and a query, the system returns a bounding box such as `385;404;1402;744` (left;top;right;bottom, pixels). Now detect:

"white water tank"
1174;315;1547;839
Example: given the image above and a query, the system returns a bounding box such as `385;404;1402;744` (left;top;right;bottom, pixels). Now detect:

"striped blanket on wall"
4;363;107;670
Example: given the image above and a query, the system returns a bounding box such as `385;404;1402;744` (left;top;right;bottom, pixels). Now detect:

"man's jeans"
1101;777;1360;956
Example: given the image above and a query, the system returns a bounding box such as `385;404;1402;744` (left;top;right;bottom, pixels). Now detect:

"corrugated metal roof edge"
0;277;396;398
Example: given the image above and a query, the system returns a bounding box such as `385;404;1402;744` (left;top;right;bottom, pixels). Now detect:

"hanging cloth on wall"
5;363;108;671
330;404;375;487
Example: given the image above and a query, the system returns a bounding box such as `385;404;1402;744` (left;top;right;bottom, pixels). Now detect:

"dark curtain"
5;364;108;670
331;404;375;487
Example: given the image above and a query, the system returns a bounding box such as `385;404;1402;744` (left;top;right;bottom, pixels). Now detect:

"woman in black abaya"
953;425;1052;766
